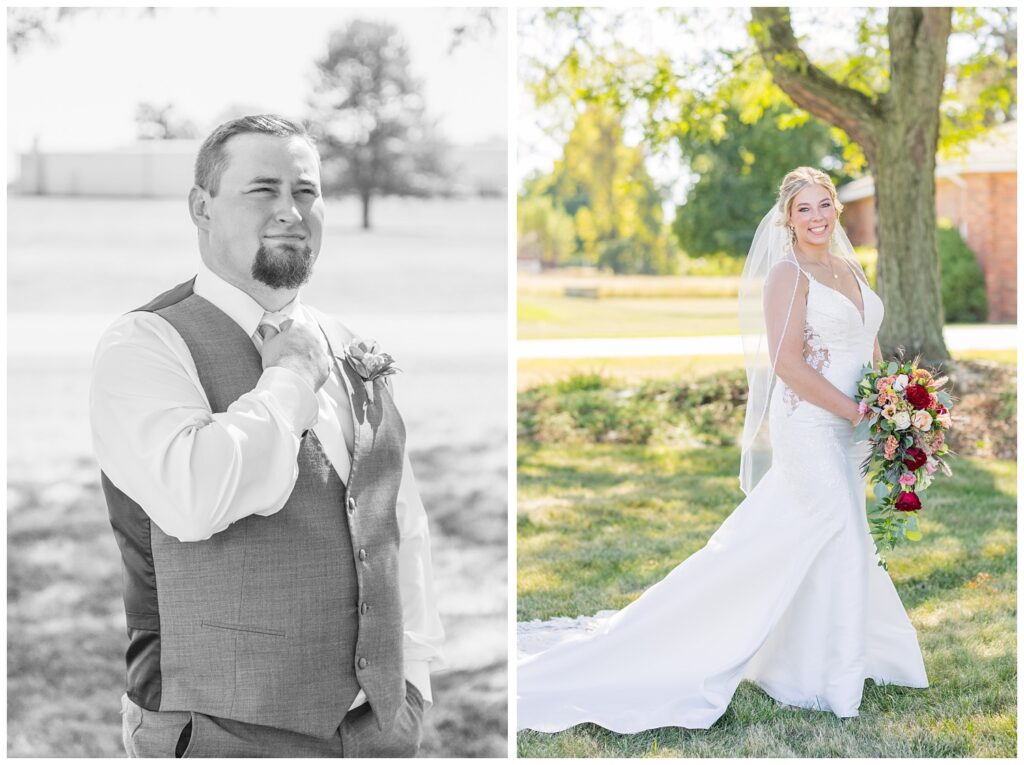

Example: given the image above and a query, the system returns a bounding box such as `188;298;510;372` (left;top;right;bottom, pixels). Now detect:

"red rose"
902;447;927;471
905;384;932;410
895;491;922;512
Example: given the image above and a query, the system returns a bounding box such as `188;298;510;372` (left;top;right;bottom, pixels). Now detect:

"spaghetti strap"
769;256;812;282
838;254;868;285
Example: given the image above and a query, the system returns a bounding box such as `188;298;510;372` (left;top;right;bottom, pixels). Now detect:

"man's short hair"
194;115;319;196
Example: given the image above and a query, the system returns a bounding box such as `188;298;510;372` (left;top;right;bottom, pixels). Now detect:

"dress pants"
121;683;425;758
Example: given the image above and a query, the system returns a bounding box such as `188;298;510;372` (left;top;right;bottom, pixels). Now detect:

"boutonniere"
342;339;400;387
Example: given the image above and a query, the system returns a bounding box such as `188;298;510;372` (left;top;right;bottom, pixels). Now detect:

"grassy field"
517;272;1008;341
519;295;741;339
7;196;508;758
516;362;1017;758
518;272;741;340
517;445;1016;758
518;273;743;298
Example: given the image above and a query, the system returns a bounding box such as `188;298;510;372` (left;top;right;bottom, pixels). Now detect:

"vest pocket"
174;718;193;757
200;620;286;638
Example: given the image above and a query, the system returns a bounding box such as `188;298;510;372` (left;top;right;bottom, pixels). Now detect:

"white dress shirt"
90;263;445;707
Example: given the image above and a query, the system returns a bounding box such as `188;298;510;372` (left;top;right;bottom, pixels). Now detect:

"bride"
517;167;928;734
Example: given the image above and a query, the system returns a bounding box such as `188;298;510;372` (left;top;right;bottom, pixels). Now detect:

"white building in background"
16;140;200;197
14;137;506;198
447;137;506;197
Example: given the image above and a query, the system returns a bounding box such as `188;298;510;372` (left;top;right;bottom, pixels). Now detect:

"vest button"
357;657;368;669
358;548;367;561
347;496;357;514
360;602;369;615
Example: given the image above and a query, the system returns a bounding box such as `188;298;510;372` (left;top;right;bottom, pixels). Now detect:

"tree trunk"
872;133;947;361
870;8;950;362
751;7;952;362
360;191;372;230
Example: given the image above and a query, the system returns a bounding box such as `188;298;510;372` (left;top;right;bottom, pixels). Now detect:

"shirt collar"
193;262;305;338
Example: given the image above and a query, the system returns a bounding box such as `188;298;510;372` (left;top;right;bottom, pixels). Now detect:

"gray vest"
103;279;406;738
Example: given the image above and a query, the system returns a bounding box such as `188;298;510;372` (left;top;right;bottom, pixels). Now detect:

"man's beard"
251;241;315;289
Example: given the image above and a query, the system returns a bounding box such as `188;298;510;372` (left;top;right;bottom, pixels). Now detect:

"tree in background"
307;19;449;229
517;195;577;269
674;105;849;259
134;102;199;140
749;7;958;360
532;105;675;274
522;7;1016;361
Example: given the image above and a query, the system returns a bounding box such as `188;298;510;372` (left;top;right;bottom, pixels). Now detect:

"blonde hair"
776;167;843;223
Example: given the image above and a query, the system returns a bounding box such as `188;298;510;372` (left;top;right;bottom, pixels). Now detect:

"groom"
90;115;444;757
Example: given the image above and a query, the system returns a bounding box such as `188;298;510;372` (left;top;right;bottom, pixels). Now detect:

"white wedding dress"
517;266;928;734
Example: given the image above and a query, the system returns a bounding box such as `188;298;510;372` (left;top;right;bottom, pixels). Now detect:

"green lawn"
517;292;1007;341
517;443;1017;757
518;295;740;339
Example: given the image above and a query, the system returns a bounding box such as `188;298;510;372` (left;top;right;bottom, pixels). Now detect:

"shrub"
938;222;988;323
518;370;749;447
678;253;747;277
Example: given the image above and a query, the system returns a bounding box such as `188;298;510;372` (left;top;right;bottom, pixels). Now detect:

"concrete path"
518;324;1017;359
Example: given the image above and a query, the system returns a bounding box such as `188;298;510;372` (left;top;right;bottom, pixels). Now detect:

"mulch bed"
944;358;1017;460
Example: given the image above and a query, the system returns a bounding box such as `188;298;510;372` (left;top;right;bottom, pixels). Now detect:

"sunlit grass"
517;443;1016;757
517;295;740;339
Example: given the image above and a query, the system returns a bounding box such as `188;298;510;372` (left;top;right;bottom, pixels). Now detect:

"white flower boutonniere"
343;338;400;387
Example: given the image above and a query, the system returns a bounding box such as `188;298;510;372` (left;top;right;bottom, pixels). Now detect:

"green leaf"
904;513;922;541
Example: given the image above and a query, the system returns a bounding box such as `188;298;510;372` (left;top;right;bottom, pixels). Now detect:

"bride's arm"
764;262;862;425
873;338;883;365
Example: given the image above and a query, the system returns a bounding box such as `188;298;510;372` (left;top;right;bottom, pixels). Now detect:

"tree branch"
750;7;882;160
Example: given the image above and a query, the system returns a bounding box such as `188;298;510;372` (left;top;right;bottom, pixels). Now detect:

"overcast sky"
8;6;507;162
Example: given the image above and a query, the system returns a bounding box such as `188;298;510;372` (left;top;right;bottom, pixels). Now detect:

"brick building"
838;121;1017;322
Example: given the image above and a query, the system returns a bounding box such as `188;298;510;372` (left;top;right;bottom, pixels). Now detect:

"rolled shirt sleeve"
90;311;319;542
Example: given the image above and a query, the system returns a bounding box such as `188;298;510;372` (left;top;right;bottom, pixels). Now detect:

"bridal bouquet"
853;357;954;568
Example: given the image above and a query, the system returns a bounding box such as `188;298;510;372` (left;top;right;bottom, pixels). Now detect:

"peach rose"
911;410;933;431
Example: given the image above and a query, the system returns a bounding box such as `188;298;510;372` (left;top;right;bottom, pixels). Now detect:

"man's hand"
260;320;329;393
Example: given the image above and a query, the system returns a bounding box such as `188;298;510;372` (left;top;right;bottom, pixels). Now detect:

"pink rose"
899;473;917;487
858;399;869;415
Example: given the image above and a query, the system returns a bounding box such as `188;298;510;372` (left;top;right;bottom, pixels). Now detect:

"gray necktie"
254;312;288;348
